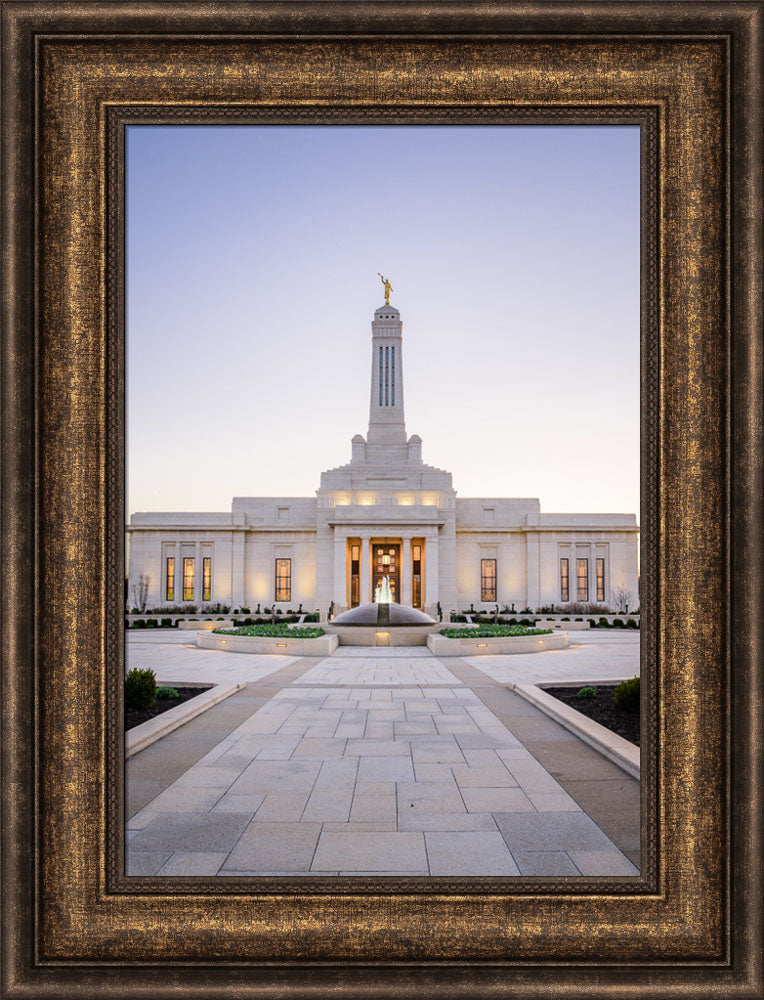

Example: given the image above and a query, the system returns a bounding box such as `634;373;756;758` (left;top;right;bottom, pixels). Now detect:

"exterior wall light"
276;642;287;648
477;642;488;648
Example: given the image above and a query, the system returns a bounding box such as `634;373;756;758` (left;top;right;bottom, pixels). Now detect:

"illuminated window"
275;558;291;602
391;345;395;405
379;346;383;405
412;543;422;609
385;345;389;405
577;558;589;602
481;559;497;602
560;558;569;603
182;557;195;601
350;544;360;607
165;557;175;602
202;556;212;602
596;557;605;603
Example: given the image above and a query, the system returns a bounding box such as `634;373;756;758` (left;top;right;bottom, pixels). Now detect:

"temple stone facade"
127;301;639;618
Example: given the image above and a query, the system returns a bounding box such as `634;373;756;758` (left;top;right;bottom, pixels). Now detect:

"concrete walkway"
127;634;640;878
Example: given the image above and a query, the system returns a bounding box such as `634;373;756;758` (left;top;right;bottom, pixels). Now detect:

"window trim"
596;556;605;603
275;557;292;603
577;557;589;603
480;557;497;603
182;556;195;602
202;556;212;603
165;556;175;603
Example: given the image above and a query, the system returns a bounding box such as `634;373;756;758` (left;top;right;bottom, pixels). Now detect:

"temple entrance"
372;543;400;603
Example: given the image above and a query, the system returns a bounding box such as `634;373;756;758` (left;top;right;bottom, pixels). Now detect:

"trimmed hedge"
614;677;640;712
125;668;157;711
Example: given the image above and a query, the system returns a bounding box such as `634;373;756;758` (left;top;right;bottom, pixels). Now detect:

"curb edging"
509;680;640;779
126;681;246;758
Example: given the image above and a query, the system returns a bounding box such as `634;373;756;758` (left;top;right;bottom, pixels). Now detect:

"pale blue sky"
127;125;640;518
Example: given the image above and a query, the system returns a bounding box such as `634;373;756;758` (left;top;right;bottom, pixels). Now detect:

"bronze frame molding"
2;3;762;997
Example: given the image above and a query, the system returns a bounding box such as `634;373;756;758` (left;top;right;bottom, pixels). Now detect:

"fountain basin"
327;601;439;646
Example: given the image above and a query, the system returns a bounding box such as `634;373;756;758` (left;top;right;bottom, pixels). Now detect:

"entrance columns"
361;534;371;604
333;531;348;606
425;530;439;614
401;537;412;605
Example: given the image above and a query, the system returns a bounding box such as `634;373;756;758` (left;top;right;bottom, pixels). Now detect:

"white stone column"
361;534;371;605
526;533;540;611
333;531;347;607
425;531;439;614
401;536;412;605
231;531;245;608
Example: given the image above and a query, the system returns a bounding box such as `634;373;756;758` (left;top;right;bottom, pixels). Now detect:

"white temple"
127;298;639;618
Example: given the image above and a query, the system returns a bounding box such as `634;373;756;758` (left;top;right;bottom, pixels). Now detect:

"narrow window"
596;557;605;603
481;558;497;602
165;557;175;602
412;543;422;609
385;345;389;405
379;345;383;405
391;345;395;406
275;558;291;602
560;558;569;603
202;556;212;603
577;558;589;602
182;557;195;601
350;544;360;607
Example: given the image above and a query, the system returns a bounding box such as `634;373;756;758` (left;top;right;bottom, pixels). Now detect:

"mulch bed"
125;686;213;731
542;684;640;747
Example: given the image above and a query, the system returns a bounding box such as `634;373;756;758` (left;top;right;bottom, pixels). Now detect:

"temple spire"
367;299;407;449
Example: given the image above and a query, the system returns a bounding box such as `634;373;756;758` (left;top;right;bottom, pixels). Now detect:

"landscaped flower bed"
213;624;324;638
542;683;640;747
439;624;552;638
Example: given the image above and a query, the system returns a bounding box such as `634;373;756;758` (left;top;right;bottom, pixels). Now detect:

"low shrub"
125;668;156;711
160;617;172;628
613;618;625;628
561;616;570;621
626;618;638;628
598;617;610;628
145;618;158;628
588;619;597;628
131;619;145;629
156;686;179;699
214;624;325;638
613;677;640;712
439;625;553;639
576;686;597;700
519;618;532;626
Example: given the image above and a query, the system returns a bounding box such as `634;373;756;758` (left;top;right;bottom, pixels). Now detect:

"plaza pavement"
126;631;640;878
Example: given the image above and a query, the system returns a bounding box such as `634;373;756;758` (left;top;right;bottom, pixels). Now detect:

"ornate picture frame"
2;3;761;996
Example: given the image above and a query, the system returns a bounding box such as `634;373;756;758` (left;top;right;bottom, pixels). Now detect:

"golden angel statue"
378;273;393;305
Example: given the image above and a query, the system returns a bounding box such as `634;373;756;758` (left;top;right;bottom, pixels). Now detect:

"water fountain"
328;575;438;644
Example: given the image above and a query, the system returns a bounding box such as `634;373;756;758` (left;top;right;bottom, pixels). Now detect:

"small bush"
614;677;640;712
598;617;609;628
156;686;179;699
613;618;624;628
125;668;157;711
575;617;583;622
588;618;597;628
520;618;532;626
561;616;570;621
160;617;172;628
577;686;597;700
131;619;145;629
626;618;638;628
